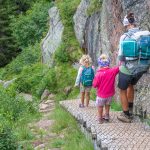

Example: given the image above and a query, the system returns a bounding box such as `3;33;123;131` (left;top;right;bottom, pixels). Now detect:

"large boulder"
73;0;90;47
41;6;64;66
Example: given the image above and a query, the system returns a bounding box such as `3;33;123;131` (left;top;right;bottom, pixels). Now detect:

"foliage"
0;85;39;149
14;0;40;13
87;0;103;16
90;88;97;101
55;0;82;64
0;0;53;148
0;0;19;67
0;86;37;125
111;99;122;111
0;43;41;80
10;0;53;47
51;105;94;150
0;128;17;150
14;63;77;99
54;64;78;101
54;44;71;63
0;0;39;67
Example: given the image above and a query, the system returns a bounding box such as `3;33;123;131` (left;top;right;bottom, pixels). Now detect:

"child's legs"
104;97;112;115
81;92;85;105
85;92;90;107
84;86;91;107
97;106;103;119
96;96;105;118
105;105;110;115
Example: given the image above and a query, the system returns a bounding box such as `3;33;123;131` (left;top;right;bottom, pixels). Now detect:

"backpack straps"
123;32;133;39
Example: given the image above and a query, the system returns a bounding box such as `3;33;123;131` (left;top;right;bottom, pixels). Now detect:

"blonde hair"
99;54;109;62
98;54;110;67
79;55;92;66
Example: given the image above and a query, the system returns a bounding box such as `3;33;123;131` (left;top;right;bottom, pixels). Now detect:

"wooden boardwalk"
60;99;150;150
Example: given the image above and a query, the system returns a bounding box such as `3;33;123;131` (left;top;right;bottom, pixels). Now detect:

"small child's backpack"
80;66;94;86
121;31;150;75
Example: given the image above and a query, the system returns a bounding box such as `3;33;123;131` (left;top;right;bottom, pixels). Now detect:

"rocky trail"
28;96;61;150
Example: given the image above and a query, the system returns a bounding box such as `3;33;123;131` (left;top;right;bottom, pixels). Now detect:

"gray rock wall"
73;0;90;47
73;0;101;67
41;7;64;66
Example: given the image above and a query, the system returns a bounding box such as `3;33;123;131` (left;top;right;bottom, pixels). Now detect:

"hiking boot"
117;112;132;123
129;107;133;115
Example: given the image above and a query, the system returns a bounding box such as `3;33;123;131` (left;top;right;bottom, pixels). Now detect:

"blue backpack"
81;66;94;87
121;33;150;59
121;31;150;75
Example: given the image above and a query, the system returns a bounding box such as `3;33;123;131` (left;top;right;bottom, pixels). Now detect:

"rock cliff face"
41;7;64;66
74;0;150;116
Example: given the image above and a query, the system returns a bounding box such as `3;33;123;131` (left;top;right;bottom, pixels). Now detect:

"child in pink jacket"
93;54;119;124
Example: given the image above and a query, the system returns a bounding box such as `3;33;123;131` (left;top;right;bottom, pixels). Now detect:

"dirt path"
29;99;61;150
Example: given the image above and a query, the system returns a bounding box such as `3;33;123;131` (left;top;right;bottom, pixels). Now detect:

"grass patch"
55;0;82;64
87;0;103;16
51;138;65;148
51;104;94;150
90;88;97;101
111;99;122;111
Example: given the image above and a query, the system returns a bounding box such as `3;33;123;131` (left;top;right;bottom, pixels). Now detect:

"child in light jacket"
75;55;94;108
93;54;119;124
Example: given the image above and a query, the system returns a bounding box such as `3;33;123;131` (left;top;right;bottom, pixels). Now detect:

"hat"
123;13;136;26
98;54;110;67
123;15;129;26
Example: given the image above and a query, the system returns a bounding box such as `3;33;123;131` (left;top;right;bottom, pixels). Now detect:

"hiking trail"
60;99;150;150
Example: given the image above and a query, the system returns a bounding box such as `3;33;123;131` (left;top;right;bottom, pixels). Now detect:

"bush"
13;63;77;99
0;128;17;150
0;86;37;123
10;0;53;47
55;0;82;63
0;85;39;149
0;42;41;79
14;63;47;94
87;0;103;16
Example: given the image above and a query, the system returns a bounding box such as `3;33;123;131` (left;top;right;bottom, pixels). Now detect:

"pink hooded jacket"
93;67;119;98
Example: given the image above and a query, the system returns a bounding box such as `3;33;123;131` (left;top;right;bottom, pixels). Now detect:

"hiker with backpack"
117;12;150;123
93;54;119;124
75;55;94;108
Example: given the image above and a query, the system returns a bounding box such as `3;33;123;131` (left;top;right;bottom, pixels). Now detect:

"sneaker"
79;104;84;108
117;112;132;123
103;114;109;121
98;118;104;124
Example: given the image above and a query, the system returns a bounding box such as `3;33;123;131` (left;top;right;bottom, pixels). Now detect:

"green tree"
0;0;39;67
0;0;19;67
11;0;53;47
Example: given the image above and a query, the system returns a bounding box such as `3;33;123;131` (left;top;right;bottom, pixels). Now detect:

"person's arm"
74;66;83;86
92;73;99;88
112;66;119;75
118;34;127;62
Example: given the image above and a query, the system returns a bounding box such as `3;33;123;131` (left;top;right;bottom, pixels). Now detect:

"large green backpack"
80;66;94;87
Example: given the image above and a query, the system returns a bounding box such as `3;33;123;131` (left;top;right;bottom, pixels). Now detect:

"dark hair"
127;12;135;24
